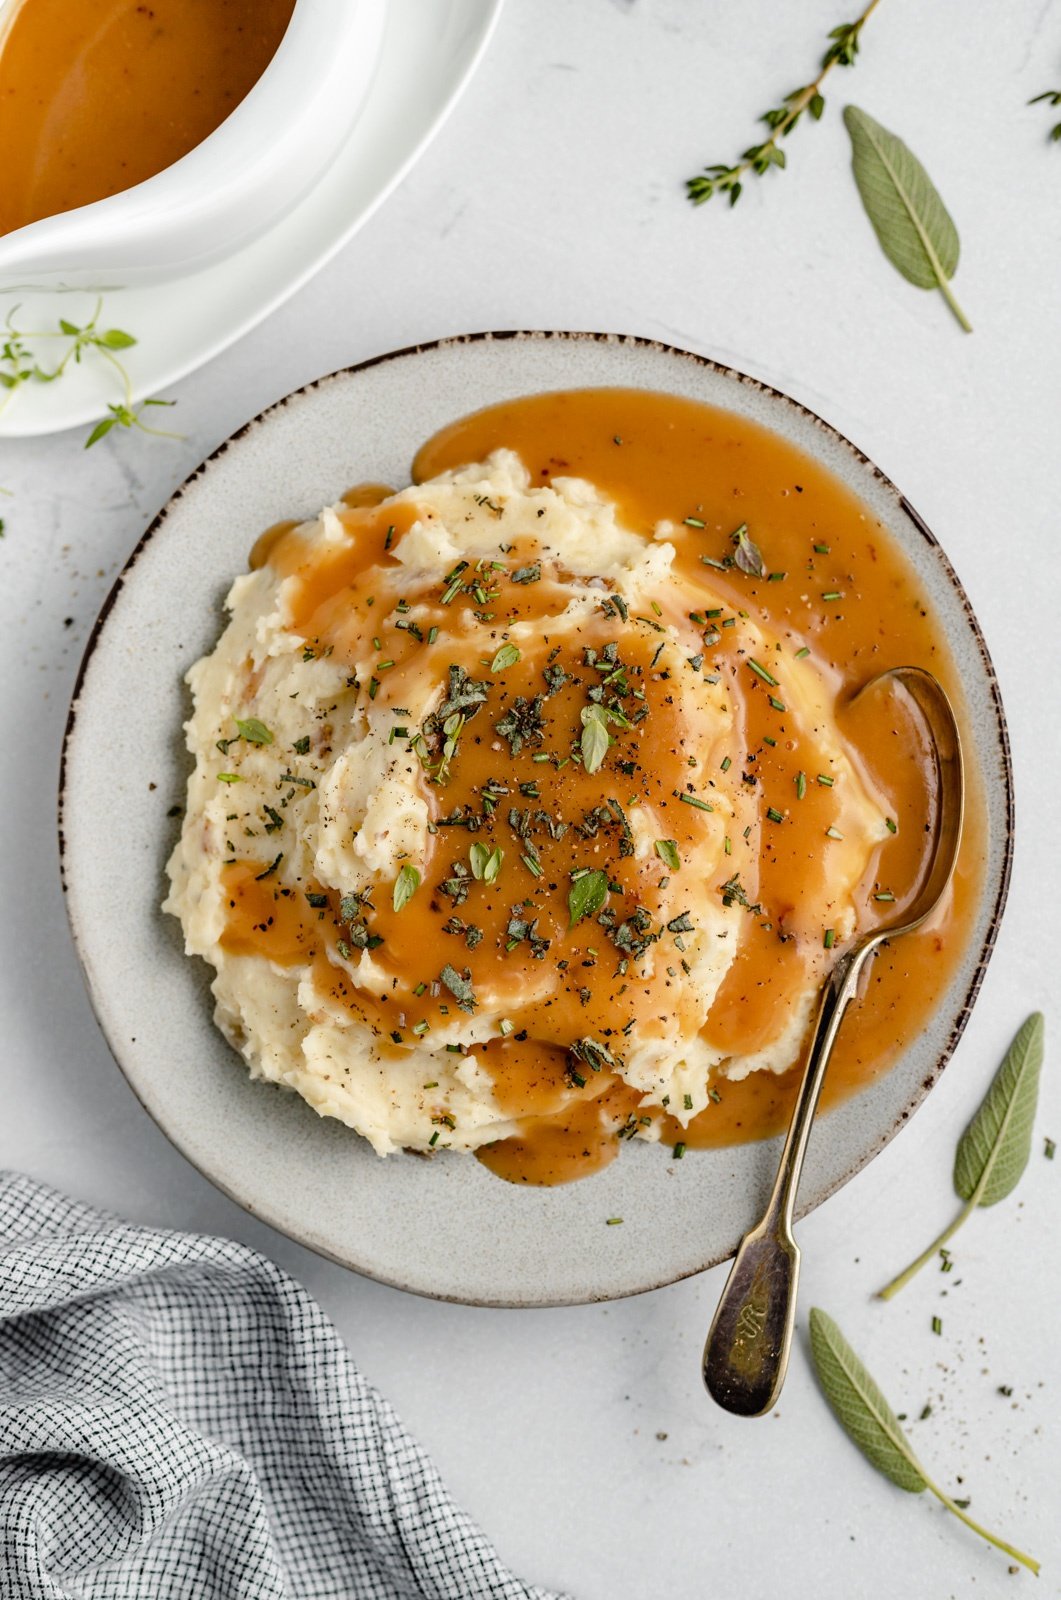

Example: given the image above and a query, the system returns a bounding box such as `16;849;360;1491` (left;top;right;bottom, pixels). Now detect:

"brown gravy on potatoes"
0;0;295;238
224;389;985;1185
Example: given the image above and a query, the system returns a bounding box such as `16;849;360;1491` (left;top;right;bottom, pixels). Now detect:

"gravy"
0;0;295;237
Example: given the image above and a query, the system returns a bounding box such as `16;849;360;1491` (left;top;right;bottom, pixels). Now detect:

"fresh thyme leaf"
843;105;971;333
810;1309;1039;1573
685;1;881;207
484;845;504;884
568;868;609;929
393;863;421;912
1029;88;1061;143
469;841;490;880
491;643;521;672
878;1014;1044;1299
580;704;611;774
655;839;681;871
235;717;274;746
731;524;765;577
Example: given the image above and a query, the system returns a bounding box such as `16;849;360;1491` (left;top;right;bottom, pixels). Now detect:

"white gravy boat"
0;0;385;289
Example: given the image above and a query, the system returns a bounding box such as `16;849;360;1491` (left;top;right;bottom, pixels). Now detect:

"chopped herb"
235;717;273;745
673;1142;686;1159
822;591;842;602
679;792;713;812
768;695;786;712
795;645;810;659
654;839;681;871
580;704;611;774
720;756;732;772
1045;1138;1056;1160
491;643;521;672
824;927;836;948
795;771;807;799
731;523;765;576
605;1216;623;1225
292;736;311;755
306;892;329;909
748;658;779;687
766;806;784;823
439;963;476;1012
255;853;283;880
683;515;706;529
931;1316;942;1335
217;772;242;784
568;869;609;929
885;817;898;834
512;562;541;585
393;863;421;912
817;773;835;787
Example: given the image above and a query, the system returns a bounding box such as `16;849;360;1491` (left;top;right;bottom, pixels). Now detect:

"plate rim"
58;330;1015;1305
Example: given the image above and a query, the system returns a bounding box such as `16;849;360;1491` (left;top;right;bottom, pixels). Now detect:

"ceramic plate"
60;334;1012;1307
0;0;503;437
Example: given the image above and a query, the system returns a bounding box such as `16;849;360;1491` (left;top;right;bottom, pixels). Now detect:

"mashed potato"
165;451;887;1179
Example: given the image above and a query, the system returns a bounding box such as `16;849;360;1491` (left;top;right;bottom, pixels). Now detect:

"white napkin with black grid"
0;1172;565;1599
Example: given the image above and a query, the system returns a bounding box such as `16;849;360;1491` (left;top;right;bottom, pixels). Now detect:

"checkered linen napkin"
0;1172;565;1600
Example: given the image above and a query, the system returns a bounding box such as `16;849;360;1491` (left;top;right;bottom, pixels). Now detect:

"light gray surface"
61;332;1010;1307
2;0;1059;1594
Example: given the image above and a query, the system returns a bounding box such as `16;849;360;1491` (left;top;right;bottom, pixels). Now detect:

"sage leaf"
954;1011;1044;1206
843;105;972;333
580;705;611;774
654;839;681;871
568;869;608;929
878;1014;1044;1298
393;863;420;912
809;1309;1039;1574
809;1310;926;1493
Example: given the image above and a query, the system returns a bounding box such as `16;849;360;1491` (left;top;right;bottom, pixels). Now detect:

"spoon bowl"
702;666;965;1417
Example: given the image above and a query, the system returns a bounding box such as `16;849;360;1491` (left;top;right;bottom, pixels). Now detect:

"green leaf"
809;1310;927;1494
843;105;972;332
810;1308;1040;1573
98;328;137;350
393;863;421;912
878;1014;1045;1298
568;869;609;929
580;705;611;774
654;839;681;871
235;717;274;746
731;523;765;576
483;845;503;885
469;842;490;880
58;319;81;336
490;643;520;672
84;416;116;449
954;1012;1044;1207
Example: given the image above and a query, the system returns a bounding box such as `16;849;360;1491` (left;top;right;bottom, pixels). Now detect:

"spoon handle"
703;946;868;1416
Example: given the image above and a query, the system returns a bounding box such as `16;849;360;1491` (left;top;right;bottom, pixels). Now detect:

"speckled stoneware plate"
59;333;1012;1307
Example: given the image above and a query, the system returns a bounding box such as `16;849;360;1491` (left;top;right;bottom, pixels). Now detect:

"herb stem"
921;1470;1040;1576
687;0;882;205
876;1196;975;1299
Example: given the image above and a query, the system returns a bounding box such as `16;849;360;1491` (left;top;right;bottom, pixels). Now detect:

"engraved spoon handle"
702;946;868;1417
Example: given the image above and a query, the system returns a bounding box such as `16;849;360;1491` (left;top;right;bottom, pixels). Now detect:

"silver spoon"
702;666;964;1417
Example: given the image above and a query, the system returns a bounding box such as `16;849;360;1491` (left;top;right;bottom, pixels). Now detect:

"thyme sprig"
686;0;882;206
0;297;179;449
1029;87;1061;142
